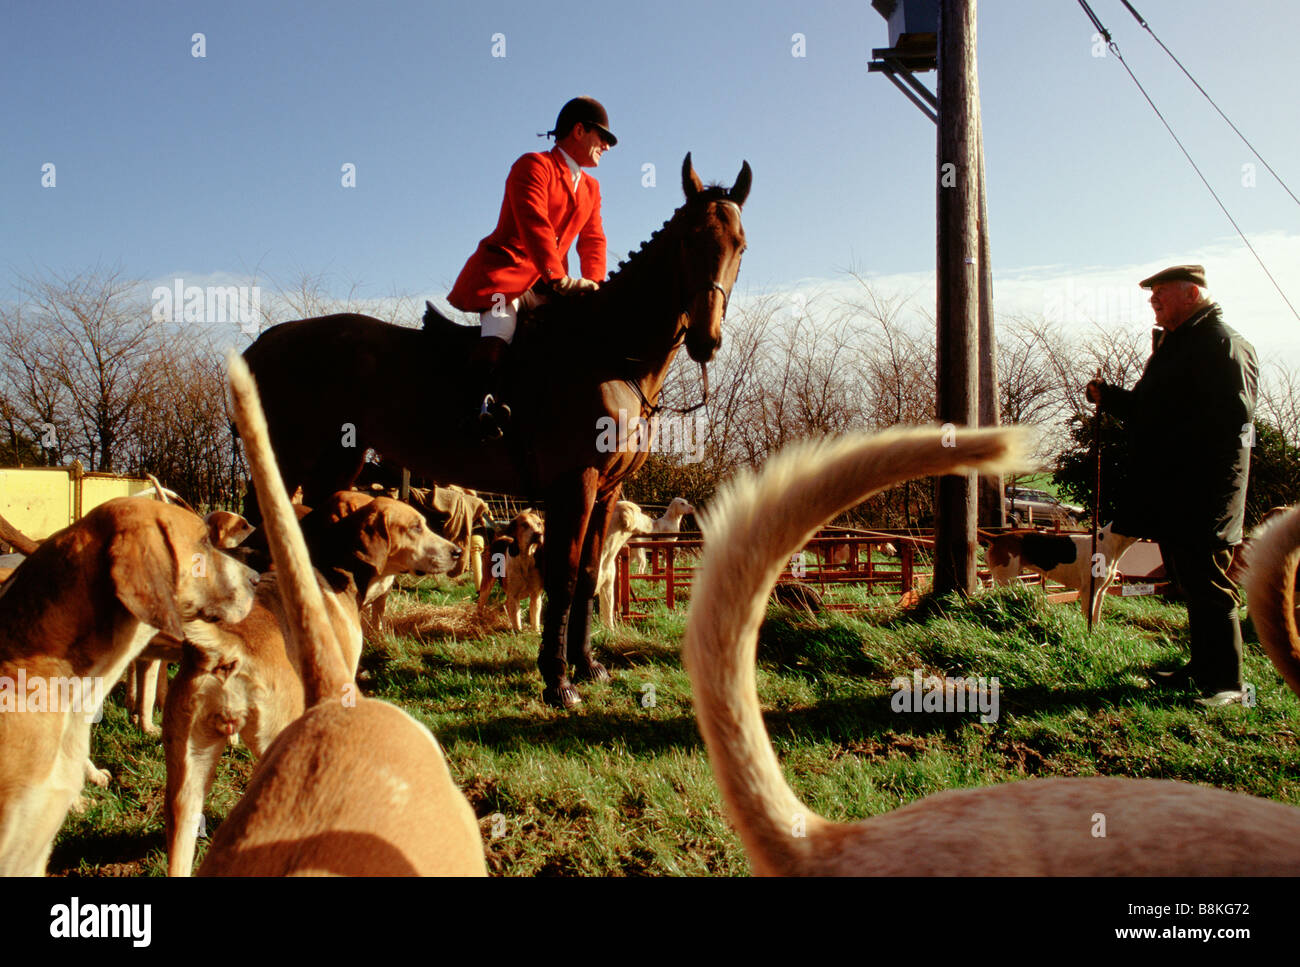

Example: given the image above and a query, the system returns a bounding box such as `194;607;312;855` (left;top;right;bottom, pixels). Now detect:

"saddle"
420;301;534;442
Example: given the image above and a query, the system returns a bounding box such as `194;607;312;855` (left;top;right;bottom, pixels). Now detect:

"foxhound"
684;427;1300;875
0;498;257;876
597;501;655;627
632;497;695;573
194;355;485;876
477;510;545;633
984;524;1138;625
163;493;460;876
125;509;258;737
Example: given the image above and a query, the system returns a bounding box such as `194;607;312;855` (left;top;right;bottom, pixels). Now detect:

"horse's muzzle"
686;331;720;363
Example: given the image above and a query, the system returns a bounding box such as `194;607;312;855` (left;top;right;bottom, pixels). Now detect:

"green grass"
52;575;1300;876
1007;472;1066;499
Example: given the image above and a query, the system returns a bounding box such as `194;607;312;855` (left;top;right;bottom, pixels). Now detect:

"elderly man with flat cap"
448;96;616;440
1086;265;1258;706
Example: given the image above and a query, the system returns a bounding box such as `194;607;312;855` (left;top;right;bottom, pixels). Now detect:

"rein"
625;362;709;417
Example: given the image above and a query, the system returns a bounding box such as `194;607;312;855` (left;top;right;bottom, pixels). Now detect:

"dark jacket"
1097;303;1257;549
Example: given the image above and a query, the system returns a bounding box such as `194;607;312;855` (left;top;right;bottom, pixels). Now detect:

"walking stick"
1088;370;1103;635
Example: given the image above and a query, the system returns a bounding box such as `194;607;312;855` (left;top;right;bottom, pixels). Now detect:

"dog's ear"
507;518;529;556
205;511;254;550
615;506;636;532
350;505;392;573
109;520;185;641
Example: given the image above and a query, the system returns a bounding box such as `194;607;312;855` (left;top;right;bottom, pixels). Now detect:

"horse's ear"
729;161;752;207
682;153;703;200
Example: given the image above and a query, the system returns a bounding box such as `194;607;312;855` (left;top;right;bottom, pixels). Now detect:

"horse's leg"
538;471;599;709
568;489;618;683
241;477;262;529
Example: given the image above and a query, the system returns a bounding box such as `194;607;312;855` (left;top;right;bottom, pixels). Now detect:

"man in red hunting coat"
449;96;616;439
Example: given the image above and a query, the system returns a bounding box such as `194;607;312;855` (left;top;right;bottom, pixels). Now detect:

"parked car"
1004;487;1084;527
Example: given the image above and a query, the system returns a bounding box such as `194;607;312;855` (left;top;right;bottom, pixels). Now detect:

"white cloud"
156;232;1300;375
751;231;1300;371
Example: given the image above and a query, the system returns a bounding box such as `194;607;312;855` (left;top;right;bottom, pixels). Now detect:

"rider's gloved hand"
549;276;600;295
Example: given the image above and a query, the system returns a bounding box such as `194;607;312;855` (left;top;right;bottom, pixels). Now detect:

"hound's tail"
1244;505;1300;699
143;473;198;513
145;473;170;504
226;352;350;707
683;425;1034;875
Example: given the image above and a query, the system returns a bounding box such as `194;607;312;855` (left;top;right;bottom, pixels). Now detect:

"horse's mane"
532;187;731;333
422;186;733;365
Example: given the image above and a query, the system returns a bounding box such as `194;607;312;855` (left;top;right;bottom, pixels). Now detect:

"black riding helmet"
548;96;617;146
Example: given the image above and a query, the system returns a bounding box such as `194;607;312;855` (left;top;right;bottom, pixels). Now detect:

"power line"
1074;0;1300;323
1117;0;1300;209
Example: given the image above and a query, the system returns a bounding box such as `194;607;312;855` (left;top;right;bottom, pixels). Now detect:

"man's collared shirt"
557;147;583;192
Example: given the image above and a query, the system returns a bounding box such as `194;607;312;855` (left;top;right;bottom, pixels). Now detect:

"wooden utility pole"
933;0;980;595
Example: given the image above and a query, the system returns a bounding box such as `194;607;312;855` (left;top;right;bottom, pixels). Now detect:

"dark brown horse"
242;154;750;708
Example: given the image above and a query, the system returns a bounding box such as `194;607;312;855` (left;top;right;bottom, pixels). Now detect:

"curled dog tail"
683;425;1033;875
226;352;350;707
1244;505;1300;700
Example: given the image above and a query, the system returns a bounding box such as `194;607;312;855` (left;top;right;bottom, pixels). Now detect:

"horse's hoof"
573;660;611;684
543;682;582;709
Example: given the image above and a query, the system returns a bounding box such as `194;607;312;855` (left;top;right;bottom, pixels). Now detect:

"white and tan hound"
685;427;1300;875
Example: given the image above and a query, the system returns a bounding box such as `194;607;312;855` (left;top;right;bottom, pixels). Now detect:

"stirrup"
481;393;511;424
477;394;508;442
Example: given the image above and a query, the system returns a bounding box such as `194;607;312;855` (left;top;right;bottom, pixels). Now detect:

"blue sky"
3;0;1298;361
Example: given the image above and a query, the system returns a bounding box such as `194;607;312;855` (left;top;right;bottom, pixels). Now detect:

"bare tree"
1075;321;1150;414
841;279;936;525
1258;361;1300;448
123;332;243;509
0;303;72;465
15;266;161;471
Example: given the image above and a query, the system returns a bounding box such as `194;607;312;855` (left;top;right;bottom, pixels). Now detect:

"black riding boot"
467;336;511;441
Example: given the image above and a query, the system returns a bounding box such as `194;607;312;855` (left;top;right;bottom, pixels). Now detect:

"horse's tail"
423;300;456;331
683;425;1033;875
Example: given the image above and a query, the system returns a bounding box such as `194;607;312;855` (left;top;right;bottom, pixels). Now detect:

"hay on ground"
382;599;514;638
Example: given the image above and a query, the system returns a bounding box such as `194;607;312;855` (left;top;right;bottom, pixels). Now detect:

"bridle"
705;280;731;320
625;204;744;419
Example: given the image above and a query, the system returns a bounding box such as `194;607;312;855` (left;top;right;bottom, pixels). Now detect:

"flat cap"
1139;264;1207;289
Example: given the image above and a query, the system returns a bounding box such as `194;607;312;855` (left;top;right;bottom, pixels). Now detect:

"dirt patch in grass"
829;731;934;762
58;860;147;878
995;738;1056;776
460;774;518;816
481;808;588;876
